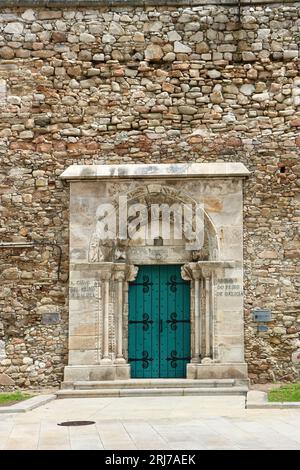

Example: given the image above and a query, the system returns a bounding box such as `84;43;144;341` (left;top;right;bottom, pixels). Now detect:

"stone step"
71;378;236;390
56;386;248;399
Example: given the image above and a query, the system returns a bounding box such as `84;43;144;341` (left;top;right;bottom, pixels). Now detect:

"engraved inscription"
216;278;243;297
70;280;99;299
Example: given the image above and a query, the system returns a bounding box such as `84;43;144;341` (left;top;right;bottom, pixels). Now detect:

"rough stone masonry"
0;0;299;389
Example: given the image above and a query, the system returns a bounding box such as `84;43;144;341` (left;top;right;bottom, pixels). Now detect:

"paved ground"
0;396;300;450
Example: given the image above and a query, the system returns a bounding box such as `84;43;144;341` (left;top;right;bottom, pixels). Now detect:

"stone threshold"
57;386;248;398
70;378;238;389
0;394;56;414
246;391;300;409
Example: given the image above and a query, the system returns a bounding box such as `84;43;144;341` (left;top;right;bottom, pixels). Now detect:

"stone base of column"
187;362;248;384
62;363;131;385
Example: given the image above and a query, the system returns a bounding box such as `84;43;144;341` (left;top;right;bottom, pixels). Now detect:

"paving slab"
0;396;299;450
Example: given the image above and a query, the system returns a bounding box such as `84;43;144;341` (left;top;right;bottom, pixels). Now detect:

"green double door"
128;265;190;378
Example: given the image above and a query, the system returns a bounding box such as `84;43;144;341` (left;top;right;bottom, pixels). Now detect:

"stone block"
69;335;97;350
189;363;248;381
0;373;15;386
64;365;123;382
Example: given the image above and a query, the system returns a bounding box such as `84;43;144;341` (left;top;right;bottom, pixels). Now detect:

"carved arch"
88;184;220;262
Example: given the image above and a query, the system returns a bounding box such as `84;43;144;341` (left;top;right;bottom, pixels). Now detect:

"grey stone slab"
246;390;268;407
60;163;250;180
261;419;300;445
38;422;71;449
3;422;40;450
204;416;267;450
231;417;300;450
69;425;104;450
96;421;135;448
0;394;56;414
123;421;168;446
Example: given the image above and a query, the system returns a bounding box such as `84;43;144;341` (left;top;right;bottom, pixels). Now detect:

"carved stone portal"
61;163;250;386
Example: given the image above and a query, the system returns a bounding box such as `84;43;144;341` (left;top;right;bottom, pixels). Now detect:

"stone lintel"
61;163;250;181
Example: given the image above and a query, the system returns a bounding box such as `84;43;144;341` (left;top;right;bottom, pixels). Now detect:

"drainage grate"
57;421;95;427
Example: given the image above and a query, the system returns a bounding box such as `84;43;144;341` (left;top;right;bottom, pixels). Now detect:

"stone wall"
0;0;299;388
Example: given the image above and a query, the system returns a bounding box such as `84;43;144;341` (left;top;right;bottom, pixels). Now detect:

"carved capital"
97;263;114;281
125;265;139;282
99;270;112;281
113;263;127;281
181;262;217;280
114;271;126;281
198;266;213;278
181;264;193;281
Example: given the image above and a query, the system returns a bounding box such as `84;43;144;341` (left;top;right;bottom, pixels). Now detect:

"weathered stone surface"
283;50;298;60
178;106;198;115
252;92;270;102
79;32;95;43
102;34;116;44
167;30;181;42
196;42;210;53
258;250;278;259
163;52;175;62
210;89;224;104
1;268;20;280
207;69;221;79
145;44;163;61
174;41;192;53
0;47;14;59
0;373;15;386
242;51;257;62
21;9;35;22
4;22;23;34
240;84;255;96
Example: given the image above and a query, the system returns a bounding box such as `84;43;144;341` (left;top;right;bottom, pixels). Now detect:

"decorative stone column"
181;264;201;364
114;268;126;364
122;265;139;362
63;262;135;385
193;271;201;363
201;265;213;362
100;269;112;364
183;261;248;383
113;264;138;378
